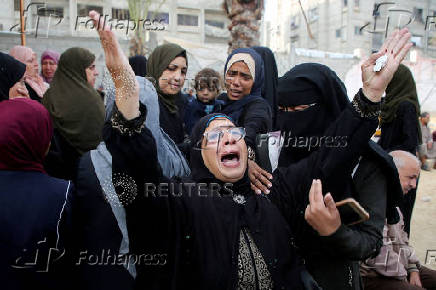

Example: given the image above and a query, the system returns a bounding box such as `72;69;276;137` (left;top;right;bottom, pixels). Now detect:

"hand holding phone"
305;179;341;236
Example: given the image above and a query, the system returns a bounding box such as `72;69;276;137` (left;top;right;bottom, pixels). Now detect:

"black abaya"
104;87;380;289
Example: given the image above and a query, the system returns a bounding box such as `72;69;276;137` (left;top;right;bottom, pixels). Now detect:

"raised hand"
89;10;139;120
305;179;341;236
361;28;413;102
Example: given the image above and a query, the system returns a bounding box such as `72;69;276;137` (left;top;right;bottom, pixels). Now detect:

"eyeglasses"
196;127;246;149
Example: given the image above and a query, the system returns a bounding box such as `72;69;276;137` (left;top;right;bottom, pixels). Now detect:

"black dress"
378;101;420;154
104;90;380;290
294;141;403;290
378;101;420;236
44;129;81;182
221;95;272;149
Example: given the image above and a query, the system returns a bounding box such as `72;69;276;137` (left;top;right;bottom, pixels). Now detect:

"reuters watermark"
100;173;236;207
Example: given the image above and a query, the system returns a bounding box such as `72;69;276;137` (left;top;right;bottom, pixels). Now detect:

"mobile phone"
335;198;370;226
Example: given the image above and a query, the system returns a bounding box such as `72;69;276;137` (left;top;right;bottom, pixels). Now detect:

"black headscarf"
189;113;251;195
381;64;421;141
252;46;278;127
0;52;26;101
277;63;349;165
129;55;147;77
277;63;402;224
43;47;105;155
146;43;187;114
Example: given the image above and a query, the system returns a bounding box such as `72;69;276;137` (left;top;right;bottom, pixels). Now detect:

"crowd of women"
1;9;435;290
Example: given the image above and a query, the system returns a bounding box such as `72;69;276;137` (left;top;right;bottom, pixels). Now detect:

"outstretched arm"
270;28;412;237
89;10;140;120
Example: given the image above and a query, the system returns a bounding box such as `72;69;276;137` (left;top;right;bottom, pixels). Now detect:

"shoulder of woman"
397;101;417;113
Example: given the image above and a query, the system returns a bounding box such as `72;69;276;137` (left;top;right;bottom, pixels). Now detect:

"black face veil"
276;63;349;166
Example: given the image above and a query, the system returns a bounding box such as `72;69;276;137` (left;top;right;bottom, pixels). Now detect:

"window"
291;35;299;42
147;12;169;24
205;20;224;29
112;8;130;20
343;0;348;7
336;28;342;38
308;8;318;22
77;5;103;17
354;26;362;35
411;35;423;47
354;0;359;8
291;15;299;30
177;14;198;26
14;0;20;11
36;5;64;18
414;7;424;23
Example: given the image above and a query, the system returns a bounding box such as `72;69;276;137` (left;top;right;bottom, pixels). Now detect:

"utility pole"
19;0;26;45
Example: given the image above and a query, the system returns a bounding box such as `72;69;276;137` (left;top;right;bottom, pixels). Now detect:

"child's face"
197;84;218;103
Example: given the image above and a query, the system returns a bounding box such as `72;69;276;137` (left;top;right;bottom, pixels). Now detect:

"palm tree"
127;0;166;56
224;0;264;53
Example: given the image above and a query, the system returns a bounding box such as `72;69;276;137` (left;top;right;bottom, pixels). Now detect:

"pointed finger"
313;179;323;203
309;179;316;205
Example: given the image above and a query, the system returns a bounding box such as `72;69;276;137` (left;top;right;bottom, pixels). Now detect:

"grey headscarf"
90;76;190;277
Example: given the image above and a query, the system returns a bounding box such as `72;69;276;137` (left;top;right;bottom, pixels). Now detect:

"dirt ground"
409;169;436;270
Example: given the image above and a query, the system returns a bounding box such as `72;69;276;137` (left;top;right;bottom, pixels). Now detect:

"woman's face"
9;76;29;99
225;61;254;100
30;53;39;75
158;56;187;95
41;58;57;80
200;118;248;183
23;52;38;77
85;61;99;87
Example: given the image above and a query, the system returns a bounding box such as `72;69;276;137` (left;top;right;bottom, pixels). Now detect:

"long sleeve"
241;98;272;149
378;101;422;154
105;77;190;179
103;102;178;289
387;101;420;153
319;157;386;260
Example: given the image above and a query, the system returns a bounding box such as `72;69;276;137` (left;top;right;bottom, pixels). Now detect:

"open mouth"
229;89;243;97
170;83;180;89
220;150;240;168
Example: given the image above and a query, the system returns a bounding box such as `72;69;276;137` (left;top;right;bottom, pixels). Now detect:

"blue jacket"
0;170;72;290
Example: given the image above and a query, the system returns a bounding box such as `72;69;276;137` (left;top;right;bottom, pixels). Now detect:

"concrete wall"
0;32;130;88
